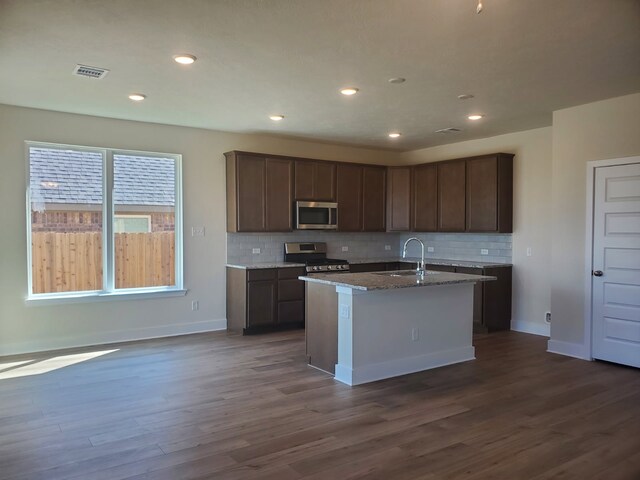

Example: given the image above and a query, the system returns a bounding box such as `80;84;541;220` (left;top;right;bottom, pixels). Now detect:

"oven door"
296;201;338;230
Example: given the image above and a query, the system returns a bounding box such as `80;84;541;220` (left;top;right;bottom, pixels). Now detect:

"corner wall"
400;127;553;337
549;93;640;356
0;104;398;355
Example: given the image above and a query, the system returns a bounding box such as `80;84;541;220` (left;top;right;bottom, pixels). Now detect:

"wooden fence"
31;232;175;293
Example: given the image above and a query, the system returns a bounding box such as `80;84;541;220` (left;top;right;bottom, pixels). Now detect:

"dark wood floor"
0;330;638;480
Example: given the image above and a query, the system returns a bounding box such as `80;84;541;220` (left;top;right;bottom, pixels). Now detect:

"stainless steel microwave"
295;201;338;230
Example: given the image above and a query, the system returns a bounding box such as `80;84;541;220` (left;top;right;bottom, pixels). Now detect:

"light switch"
339;304;350;319
480;249;489;255
427;246;434;253
385;245;391;251
191;226;205;237
526;247;532;257
341;246;349;252
252;248;261;254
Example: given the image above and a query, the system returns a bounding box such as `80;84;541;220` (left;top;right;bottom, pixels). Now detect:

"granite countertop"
227;257;511;270
347;257;512;268
226;262;305;270
300;270;496;292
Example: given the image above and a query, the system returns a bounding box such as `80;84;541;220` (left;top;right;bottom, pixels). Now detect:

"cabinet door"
362;167;386;231
438;160;466;231
294;160;315;200
247;280;276;327
294;160;336;201
455;266;484;332
315;162;336;201
413;164;438;232
466;156;498;232
336;164;363;231
265;158;293;231
387;167;412;231
236;155;266;232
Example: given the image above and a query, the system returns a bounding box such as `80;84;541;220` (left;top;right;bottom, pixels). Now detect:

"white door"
592;162;640;368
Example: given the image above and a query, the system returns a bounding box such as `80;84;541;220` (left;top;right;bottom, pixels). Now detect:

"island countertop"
300;270;496;291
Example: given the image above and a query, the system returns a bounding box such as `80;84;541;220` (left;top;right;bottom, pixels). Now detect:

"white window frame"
25;141;185;305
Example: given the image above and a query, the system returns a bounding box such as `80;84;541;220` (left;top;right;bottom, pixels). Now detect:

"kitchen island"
301;269;496;386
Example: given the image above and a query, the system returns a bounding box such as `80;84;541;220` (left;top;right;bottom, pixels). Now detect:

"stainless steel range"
284;242;350;273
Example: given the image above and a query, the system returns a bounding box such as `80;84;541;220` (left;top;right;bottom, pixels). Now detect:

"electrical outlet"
191;226;205;237
545;312;551;324
480;249;489;255
385;245;391;251
339;304;350;319
526;247;532;257
252;248;261;254
191;300;199;311
341;246;349;252
427;246;434;253
411;328;419;341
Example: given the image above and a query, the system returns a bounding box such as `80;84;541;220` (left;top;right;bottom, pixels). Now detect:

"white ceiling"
0;0;638;151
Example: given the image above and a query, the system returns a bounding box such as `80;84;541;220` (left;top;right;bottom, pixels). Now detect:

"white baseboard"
0;318;227;357
334;346;475;386
511;319;550;337
547;339;591;360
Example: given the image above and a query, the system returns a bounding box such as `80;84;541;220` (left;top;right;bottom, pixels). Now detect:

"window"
27;142;183;300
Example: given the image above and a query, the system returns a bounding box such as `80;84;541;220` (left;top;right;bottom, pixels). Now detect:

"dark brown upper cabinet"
336;164;363;231
437;160;466;232
226;151;293;232
386;167;412;232
337;164;386;232
413;163;438;232
362;166;386;231
294;160;336;201
466;153;513;233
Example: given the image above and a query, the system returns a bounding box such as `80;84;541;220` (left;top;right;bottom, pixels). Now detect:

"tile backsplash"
398;233;512;264
227;232;399;264
227;231;512;265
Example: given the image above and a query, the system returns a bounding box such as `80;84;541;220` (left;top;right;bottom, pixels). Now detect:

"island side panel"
305;282;339;374
336;283;476;386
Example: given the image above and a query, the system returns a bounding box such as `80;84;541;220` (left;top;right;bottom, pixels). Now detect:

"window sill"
25;288;188;307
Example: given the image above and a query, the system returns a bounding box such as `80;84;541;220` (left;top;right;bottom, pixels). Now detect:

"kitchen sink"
373;270;441;277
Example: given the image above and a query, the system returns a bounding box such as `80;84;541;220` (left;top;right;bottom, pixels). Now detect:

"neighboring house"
29;148;175;233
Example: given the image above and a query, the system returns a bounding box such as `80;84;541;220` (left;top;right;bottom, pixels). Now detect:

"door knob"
593;270;603;277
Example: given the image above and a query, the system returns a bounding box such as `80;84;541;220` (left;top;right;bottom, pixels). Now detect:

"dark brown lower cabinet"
448;265;512;333
227;267;306;334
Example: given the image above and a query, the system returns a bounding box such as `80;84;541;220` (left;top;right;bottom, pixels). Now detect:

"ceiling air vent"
73;64;109;79
435;127;462;134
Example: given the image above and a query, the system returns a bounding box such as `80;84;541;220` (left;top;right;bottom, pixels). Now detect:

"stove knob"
328;265;334;270
312;266;319;271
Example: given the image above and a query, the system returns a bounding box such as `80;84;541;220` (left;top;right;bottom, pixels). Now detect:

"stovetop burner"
283;242;350;273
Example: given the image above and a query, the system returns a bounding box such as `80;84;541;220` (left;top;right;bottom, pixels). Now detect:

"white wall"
0;104;397;355
401;127;553;337
549;93;640;355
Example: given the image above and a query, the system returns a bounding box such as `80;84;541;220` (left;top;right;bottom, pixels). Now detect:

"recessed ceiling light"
388;77;406;84
128;93;146;102
458;94;474;100
340;87;359;96
173;54;197;65
269;115;285;121
468;114;484;120
388;132;401;138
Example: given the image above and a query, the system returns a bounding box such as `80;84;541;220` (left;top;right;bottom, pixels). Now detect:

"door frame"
584;155;640;360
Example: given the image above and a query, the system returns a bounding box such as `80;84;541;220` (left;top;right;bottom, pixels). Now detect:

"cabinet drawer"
278;278;305;301
278;300;305;324
425;264;456;273
277;267;306;280
247;269;277;282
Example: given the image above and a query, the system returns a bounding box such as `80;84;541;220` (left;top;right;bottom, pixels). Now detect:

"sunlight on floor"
0;349;119;380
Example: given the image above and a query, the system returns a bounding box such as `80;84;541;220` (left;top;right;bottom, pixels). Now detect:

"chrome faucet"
402;237;426;275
